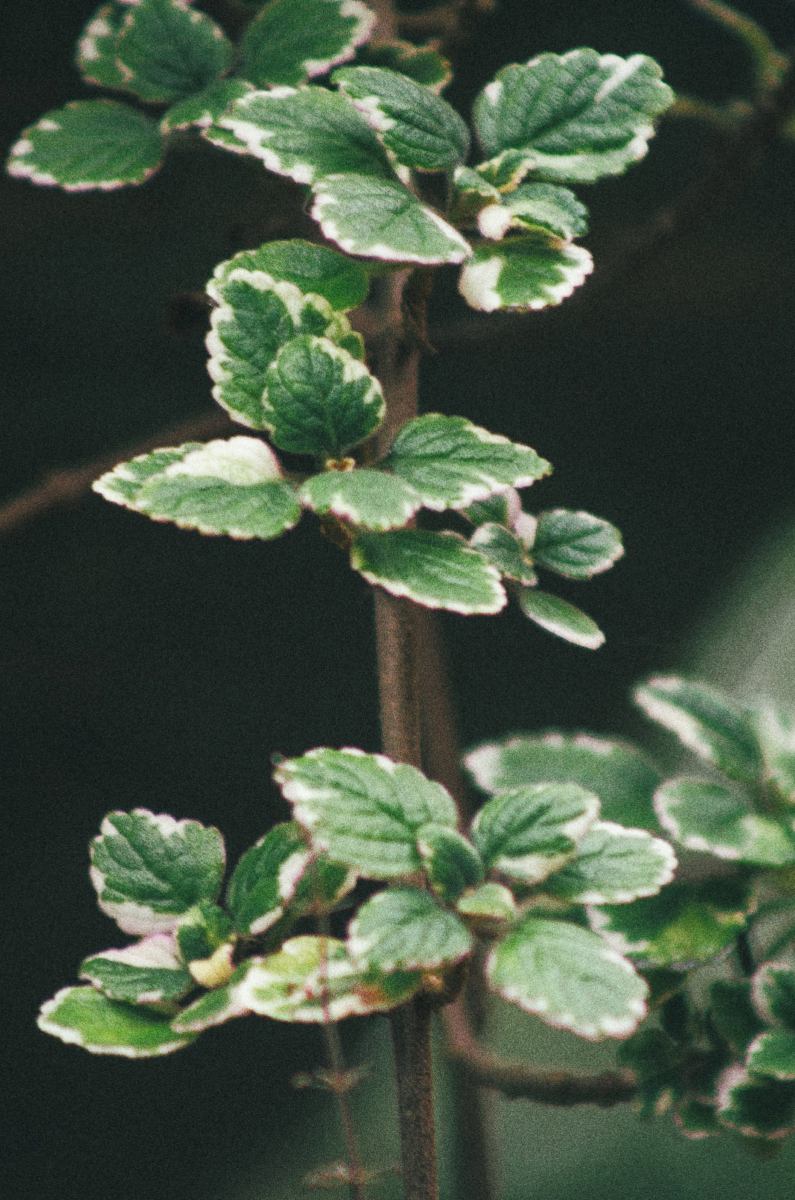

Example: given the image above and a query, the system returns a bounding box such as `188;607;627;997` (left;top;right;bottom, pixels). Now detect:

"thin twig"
685;0;788;94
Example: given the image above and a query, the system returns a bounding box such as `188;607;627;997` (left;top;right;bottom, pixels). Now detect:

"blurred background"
2;1;794;1197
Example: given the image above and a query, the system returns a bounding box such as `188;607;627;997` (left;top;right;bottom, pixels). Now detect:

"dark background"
3;2;795;1197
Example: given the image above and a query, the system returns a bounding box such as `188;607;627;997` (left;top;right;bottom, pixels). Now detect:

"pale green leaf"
519;589;605;649
752;962;795;1029
464;488;522;528
532;509;624;579
312;173;471;264
385;413;551;511
333;66;469;171
654;777;795;867
359;40;452;92
176;902;233;964
220;86;391;184
94;438;302;541
545;821;676;905
7;100;164;191
239;935;421;1021
211;239;370;311
38;987;196;1057
275;746;457;879
709;979;763;1055
589;880;751;969
80;933;193;1005
348;887;472;972
471;782;599;884
456;881;517;923
459;237;593;313
206;268;361;429
754;705;795;803
487;917;648;1038
264;335;384;456
161;79;253;133
748;1030;795;1081
416;823;485;902
470;523;538;585
226;822;311;936
171;963;253;1033
241;0;375;88
475;182;589;241
301;469;420;530
89;808;226;936
116;0;233;104
717;1068;795;1139
351;530;506;615
473;50;673;185
465;732;661;830
634;676;764;784
75;3;126;90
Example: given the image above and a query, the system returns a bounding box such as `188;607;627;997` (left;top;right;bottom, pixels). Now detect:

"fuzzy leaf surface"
116;0;233;104
717;1069;795;1139
385;413;550;512
240;935;421;1021
470;523;538;584
161;79;253;133
487;917;647;1039
532;509;623;579
171;964;253;1033
276;747;458;878
220;87;391;184
654;777;795;867
334;65;469;170
754;705;795;803
80;933;193;1005
90;809;225;935
241;0;375;87
519;589;605;649
465;732;661;830
747;1030;795;1081
349;887;472;972
351;530;506;615
38;987;196;1057
473;49;673;184
264;335;384;455
76;3;127;89
94;438;302;541
456;881;517;922
212;240;370;311
8;101;164;191
416;823;485;902
301;469;420;530
459;238;593;312
471;782;599;884
475;182;589;241
312;173;471;264
360;40;451;92
545;821;676;905
226;822;311;936
753;963;795;1028
634;676;763;784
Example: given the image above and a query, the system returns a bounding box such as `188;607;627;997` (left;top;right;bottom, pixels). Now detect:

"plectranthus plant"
18;0;795;1196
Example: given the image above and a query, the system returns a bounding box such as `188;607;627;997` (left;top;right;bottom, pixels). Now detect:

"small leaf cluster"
39;745;676;1056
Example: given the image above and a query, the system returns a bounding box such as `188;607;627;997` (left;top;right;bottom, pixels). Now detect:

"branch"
685;0;787;93
442;1000;637;1108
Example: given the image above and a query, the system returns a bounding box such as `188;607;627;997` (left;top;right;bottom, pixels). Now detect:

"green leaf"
351;530;506;615
487;917;647;1039
348;887;472;972
226;822;311;936
239;935;421;1021
333;66;470;171
385;413;551;512
618;1027;682;1117
75;3;127;90
264;335;384;456
275;747;457;879
89;808;226;936
220;86;391;184
471;782;599;884
359;40;452;93
38;987;196;1057
589;880;751;969
94;438;302;541
80;933;193;1005
456;881;517;923
544;821;676;905
754;705;795;804
301;469;420;531
312;173;471;264
287;854;357;919
532;509;624;580
464;489;522;528
654;777;795;867
717;1068;795;1139
475;182;589;242
161;79;253;133
416;824;485;902
171;963;253;1033
206;268;361;429
459;237;593;313
7;100;164;191
519;589;605;649
709;980;764;1055
176;902;233;964
211;239;370;311
473;50;673;185
634;676;764;785
747;1030;795;1081
470;523;538;584
752;962;795;1028
116;0;233;104
240;0;375;88
465;732;661;831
